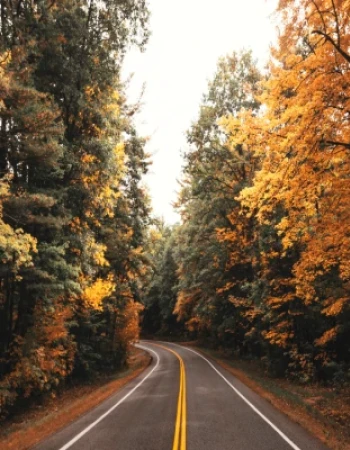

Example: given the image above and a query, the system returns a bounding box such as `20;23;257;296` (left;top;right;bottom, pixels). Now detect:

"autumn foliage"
0;0;150;418
145;0;350;385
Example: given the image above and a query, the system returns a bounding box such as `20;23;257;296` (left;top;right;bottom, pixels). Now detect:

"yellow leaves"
109;142;126;188
81;275;115;310
221;110;266;155
77;140;125;223
133;245;143;257
0;223;37;267
85;235;109;267
0;54;11;110
276;216;308;253
0;180;37;270
82;171;100;189
84;85;101;102
104;90;120;115
92;185;119;219
218;0;350;317
113;142;125;166
93;248;109;267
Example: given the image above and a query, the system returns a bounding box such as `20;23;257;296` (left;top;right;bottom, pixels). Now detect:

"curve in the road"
57;344;160;450
152;343;187;450
34;341;330;450
179;345;301;450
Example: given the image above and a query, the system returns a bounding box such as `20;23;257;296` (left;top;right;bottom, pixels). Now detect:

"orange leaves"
315;326;340;347
81;154;97;164
57;34;67;44
116;300;144;346
174;289;201;321
0;300;75;409
230;0;350;314
263;330;293;349
203;1;350;377
322;298;348;317
185;317;208;333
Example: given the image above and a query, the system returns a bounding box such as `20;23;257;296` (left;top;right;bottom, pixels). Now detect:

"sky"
122;0;278;224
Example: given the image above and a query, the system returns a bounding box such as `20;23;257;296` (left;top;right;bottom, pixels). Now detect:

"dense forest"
143;0;350;385
0;0;150;418
0;0;349;422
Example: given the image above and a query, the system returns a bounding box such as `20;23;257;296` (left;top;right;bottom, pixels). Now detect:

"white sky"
122;0;278;224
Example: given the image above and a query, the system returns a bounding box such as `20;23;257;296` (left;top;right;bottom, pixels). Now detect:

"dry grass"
0;348;151;450
191;345;350;450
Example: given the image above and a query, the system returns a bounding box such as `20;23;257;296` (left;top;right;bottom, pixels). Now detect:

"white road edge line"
57;344;160;450
177;344;302;450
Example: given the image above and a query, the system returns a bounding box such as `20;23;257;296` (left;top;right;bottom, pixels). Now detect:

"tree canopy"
145;0;350;385
0;0;151;417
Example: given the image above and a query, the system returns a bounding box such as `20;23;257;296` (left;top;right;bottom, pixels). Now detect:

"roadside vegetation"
193;346;350;450
143;0;350;388
1;0;350;447
142;0;350;446
0;0;150;421
0;348;150;450
141;5;350;446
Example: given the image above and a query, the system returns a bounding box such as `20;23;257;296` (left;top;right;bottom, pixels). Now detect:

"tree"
232;0;350;380
0;0;151;415
142;222;182;336
174;51;263;348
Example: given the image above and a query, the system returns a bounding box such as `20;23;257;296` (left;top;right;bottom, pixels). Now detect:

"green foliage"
0;0;150;418
142;222;183;336
168;2;350;386
173;50;262;349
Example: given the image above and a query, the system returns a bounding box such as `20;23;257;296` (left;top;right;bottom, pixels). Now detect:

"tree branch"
312;30;350;64
321;139;350;150
330;0;341;47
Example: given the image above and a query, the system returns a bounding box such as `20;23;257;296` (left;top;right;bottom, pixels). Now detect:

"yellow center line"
152;343;187;450
181;358;186;450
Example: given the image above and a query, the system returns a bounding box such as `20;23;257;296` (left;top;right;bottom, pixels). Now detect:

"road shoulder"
0;347;151;450
183;344;349;450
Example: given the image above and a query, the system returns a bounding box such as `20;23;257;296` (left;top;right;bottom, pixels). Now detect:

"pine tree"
174;51;262;348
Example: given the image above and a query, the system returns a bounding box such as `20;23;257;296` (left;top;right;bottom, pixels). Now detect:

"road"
34;341;330;450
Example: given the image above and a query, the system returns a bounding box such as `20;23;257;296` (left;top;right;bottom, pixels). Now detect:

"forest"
143;0;350;385
0;0;349;421
0;0;150;418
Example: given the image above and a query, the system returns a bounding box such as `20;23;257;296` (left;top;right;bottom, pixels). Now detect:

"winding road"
34;341;329;450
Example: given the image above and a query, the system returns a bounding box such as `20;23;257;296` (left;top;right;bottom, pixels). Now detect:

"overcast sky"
122;0;278;224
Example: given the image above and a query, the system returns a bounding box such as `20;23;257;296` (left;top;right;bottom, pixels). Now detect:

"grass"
0;347;151;450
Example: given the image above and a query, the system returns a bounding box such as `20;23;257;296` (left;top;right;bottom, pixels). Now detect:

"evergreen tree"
0;0;150;415
174;50;262;348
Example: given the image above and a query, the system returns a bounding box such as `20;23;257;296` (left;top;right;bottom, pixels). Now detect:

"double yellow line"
153;344;187;450
171;348;186;450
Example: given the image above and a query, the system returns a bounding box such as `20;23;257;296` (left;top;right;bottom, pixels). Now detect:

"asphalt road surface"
34;341;330;450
